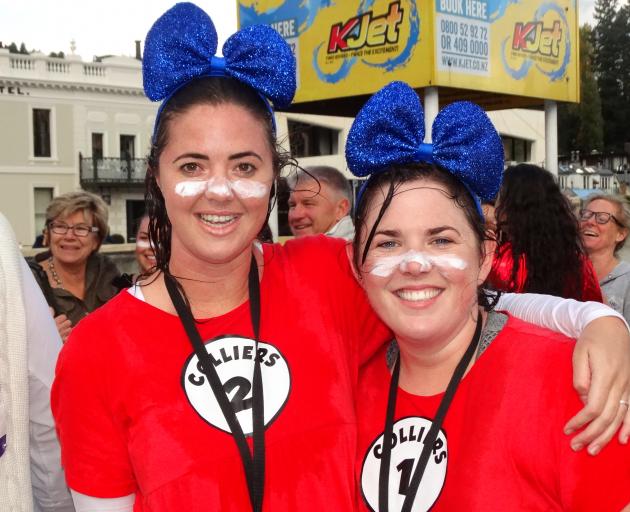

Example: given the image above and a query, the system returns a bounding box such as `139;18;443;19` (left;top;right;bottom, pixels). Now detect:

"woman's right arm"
52;316;137;500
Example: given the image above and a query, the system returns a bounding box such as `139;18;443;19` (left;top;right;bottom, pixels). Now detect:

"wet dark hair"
352;163;497;310
495;163;587;299
145;76;293;273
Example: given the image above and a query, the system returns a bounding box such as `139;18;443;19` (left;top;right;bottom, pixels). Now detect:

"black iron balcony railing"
79;154;147;186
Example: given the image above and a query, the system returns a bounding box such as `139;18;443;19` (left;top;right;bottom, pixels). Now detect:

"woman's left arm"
496;292;630;453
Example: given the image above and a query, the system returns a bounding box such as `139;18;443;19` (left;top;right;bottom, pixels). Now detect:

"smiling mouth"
396;288;441;302
582;230;598;238
198;213;238;227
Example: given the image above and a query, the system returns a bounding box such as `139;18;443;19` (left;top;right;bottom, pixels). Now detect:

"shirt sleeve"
51;315;137;498
495;292;629;339
326;237;391;365
70;491;134;512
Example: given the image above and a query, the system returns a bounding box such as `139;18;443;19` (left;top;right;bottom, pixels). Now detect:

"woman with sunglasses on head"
487;163;603;302
348;82;630;512
29;190;121;342
580;195;630;322
51;5;630;512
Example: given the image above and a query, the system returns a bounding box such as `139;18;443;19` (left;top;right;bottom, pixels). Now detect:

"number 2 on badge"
223;376;253;413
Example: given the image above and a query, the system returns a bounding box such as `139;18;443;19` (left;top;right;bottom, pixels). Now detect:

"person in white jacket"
0;212;74;512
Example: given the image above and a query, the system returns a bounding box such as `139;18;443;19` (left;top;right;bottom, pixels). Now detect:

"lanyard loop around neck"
164;254;265;512
378;315;483;512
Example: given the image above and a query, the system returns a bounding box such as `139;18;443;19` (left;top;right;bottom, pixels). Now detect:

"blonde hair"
45;191;109;249
584;194;630;254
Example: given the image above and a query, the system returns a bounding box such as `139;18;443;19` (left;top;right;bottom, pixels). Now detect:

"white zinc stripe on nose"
205;177;232;197
174;179;268;199
369;250;467;277
370;251;432;277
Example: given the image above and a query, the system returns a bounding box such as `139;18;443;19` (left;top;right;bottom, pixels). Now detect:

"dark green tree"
616;3;630;148
7;42;18;54
559;25;604;157
592;0;626;151
18;42;28;54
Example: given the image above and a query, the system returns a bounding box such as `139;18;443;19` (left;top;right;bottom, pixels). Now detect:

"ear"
478;238;496;285
336;197;351;220
345;242;362;283
616;228;628;244
151;167;161;189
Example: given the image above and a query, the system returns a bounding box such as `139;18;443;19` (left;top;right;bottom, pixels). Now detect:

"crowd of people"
1;2;630;511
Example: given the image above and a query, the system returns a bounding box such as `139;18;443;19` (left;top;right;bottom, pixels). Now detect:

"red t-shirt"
488;242;603;302
52;236;390;511
357;315;630;512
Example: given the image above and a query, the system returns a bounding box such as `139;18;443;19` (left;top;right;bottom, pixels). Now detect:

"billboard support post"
424;87;439;142
545;100;558;176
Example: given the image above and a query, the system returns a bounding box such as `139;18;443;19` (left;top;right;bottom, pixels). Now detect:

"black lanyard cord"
378;315;483;512
164;255;265;512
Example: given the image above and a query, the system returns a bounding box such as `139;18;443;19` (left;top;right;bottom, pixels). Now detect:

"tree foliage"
559;25;604;157
592;0;630;152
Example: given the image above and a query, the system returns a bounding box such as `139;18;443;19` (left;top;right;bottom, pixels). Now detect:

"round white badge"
361;416;448;512
182;335;291;435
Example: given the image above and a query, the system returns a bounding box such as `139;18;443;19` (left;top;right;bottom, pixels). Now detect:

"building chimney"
135;40;142;60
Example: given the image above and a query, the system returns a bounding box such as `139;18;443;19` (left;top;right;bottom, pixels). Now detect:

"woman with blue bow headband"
347;82;630;512
49;4;630;512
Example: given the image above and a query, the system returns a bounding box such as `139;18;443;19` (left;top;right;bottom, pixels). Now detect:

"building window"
92;133;104;160
501;136;532;164
34;187;53;241
287;120;339;158
33;109;51;157
120;134;135;161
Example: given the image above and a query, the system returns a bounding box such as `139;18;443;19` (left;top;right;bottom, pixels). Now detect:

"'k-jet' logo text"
511;20;562;58
501;2;571;82
327;1;404;53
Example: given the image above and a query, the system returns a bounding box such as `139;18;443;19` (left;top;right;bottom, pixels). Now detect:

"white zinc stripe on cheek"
135;240;154;249
175;181;206;197
369;251;468;277
430;254;467;271
231;179;269;199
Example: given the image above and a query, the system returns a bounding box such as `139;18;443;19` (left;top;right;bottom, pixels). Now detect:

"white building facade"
0;49;153;246
0;48;547;245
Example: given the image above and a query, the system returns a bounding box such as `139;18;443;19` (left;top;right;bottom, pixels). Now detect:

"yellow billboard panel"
433;0;578;102
238;0;579;104
238;0;434;103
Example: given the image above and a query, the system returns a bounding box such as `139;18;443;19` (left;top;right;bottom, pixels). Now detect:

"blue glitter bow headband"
345;81;504;216
143;2;296;138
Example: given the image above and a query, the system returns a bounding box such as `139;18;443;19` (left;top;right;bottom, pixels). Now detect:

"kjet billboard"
238;0;579;104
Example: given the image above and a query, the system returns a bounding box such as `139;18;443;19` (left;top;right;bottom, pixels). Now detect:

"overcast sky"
1;0;596;61
0;0;238;60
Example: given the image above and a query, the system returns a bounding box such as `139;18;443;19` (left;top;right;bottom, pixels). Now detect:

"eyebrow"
228;151;262;162
428;225;461;236
172;152;209;164
373;226;461;237
374;229;400;237
172;150;263;164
